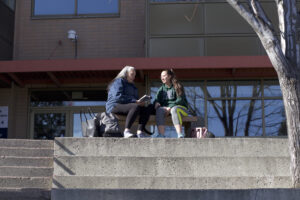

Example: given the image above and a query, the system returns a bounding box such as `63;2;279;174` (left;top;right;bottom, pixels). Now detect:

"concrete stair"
52;137;298;200
0;139;54;200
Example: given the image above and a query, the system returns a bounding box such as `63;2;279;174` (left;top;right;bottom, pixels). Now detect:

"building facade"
0;0;15;60
0;0;297;139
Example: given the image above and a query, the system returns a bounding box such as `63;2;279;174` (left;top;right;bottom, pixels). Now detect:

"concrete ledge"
54;137;289;157
0;177;52;188
53;156;289;177
51;188;300;200
0;166;53;177
0;139;53;149
0;156;53;167
52;176;291;190
0;147;54;157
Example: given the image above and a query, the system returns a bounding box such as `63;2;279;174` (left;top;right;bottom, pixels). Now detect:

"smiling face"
126;69;136;83
161;70;171;85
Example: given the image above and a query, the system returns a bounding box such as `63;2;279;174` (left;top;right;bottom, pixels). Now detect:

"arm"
153;87;163;108
111;79;137;104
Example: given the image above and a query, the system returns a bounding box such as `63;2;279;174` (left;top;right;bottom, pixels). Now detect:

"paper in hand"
138;95;152;102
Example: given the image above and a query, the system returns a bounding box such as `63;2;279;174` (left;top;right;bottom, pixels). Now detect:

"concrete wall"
13;0;146;60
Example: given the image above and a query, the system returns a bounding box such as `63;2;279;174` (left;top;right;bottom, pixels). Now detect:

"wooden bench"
115;115;198;137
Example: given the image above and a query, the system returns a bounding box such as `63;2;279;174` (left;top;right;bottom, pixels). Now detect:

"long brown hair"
163;69;184;96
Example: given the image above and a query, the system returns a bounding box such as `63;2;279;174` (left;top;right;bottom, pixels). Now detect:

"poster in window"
0;106;8;138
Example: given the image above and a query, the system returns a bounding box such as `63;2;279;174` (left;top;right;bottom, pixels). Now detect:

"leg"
156;107;167;135
111;103;140;137
170;106;189;138
138;104;156;132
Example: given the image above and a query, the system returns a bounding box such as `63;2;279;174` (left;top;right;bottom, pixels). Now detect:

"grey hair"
107;65;135;90
115;66;135;80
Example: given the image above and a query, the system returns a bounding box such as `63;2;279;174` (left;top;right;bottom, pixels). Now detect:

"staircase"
51;137;300;200
0;139;54;200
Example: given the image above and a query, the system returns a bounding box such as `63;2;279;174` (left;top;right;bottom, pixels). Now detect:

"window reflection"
34;113;66;139
207;100;262;137
206;81;261;98
150;79;285;137
34;0;119;16
264;80;282;97
34;0;75;15
78;0;119;14
264;100;287;136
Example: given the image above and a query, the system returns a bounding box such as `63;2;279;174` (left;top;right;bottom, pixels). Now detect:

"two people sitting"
106;65;189;138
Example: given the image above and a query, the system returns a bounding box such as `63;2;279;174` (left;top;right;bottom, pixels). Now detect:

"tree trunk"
279;73;300;188
226;0;300;188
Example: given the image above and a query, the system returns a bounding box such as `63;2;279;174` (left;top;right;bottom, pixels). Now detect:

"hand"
165;107;171;116
155;102;161;109
136;101;145;106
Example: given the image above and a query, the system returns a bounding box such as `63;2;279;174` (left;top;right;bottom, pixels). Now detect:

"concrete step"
0;188;51;200
53;156;289;177
0;147;54;157
0;166;53;177
0;156;53;167
52;175;291;190
54;137;289;157
51;188;300;200
0;139;53;149
0;177;52;189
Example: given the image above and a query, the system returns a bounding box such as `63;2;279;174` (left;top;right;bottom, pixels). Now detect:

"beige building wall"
0;86;28;139
13;0;146;60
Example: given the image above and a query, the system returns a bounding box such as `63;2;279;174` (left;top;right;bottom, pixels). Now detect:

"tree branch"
276;0;298;67
251;0;275;31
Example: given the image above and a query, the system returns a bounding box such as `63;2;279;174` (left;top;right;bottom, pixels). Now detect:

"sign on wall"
0;106;8;138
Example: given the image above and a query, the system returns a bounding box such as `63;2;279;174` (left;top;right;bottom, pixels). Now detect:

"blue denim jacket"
106;78;138;113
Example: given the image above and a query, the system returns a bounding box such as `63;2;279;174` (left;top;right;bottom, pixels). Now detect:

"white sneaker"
124;130;135;138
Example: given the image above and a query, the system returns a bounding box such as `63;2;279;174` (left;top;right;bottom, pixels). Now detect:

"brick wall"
13;0;146;60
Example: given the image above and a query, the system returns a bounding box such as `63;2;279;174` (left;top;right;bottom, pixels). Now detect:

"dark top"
106;78;138;113
154;84;188;108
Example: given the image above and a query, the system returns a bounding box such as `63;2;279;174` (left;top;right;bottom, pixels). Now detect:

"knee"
131;103;140;112
170;107;178;116
156;107;165;116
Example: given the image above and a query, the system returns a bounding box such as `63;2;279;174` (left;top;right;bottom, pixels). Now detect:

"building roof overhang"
0;56;276;88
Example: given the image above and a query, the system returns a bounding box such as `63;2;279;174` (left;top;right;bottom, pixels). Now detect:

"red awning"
0;56;276;88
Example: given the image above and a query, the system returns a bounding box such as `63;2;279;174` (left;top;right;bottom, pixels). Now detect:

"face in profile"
127;69;136;83
161;71;171;85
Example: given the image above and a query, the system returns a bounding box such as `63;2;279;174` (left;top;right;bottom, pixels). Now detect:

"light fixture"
67;30;78;59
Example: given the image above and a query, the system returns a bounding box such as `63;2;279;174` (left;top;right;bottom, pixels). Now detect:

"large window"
150;80;287;137
33;0;119;17
30;89;106;139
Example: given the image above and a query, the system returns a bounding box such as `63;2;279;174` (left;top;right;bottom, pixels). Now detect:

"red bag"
191;127;214;138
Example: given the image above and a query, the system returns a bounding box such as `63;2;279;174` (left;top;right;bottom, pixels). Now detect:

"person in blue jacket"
106;66;152;138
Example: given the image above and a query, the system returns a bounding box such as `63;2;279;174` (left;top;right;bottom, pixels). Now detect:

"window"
150;0;199;2
33;0;119;17
150;80;287;137
30;89;106;139
2;0;15;11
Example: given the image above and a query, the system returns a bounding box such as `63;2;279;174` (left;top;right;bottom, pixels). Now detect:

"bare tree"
226;0;300;187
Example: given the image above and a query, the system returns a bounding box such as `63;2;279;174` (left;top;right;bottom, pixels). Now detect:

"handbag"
80;108;98;137
191;127;215;138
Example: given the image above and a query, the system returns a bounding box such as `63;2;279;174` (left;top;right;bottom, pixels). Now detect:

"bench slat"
115;115;197;125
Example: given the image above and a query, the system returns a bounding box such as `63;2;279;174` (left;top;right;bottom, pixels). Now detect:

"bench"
115;115;198;137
